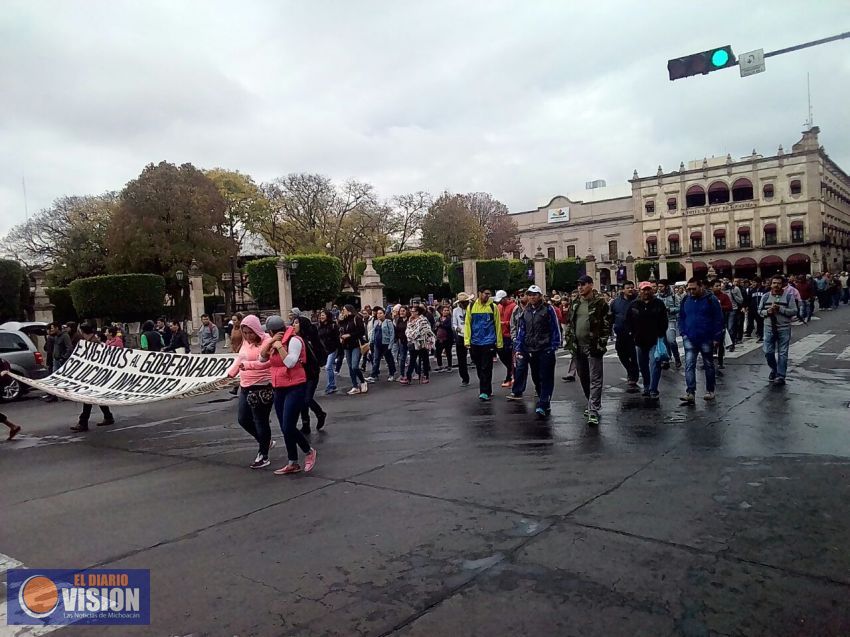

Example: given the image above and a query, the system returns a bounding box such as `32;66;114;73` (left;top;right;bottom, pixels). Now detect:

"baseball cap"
494;290;507;302
638;281;653;290
526;285;543;294
577;275;593;285
265;315;286;334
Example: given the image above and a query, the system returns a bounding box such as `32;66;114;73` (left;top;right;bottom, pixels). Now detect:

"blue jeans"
344;348;365;388
325;351;337;392
237;385;273;457
273;384;309;462
635;343;662;394
395;342;408;376
798;299;812;322
683;337;715;394
665;325;681;364
512;350;556;410
763;326;791;379
371;340;396;378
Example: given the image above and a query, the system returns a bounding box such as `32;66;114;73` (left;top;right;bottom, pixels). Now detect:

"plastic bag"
654;337;670;363
723;329;733;349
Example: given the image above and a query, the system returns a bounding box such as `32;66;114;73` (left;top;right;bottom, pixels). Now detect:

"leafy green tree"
420;192;485;259
466;192;522;258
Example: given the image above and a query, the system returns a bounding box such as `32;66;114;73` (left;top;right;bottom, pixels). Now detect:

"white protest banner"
3;341;238;406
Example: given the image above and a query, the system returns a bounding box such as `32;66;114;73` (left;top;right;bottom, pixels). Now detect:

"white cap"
526;285;543;294
494;290;507;302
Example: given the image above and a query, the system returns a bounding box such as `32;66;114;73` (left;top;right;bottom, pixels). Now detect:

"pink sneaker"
304;448;317;472
273;463;301;475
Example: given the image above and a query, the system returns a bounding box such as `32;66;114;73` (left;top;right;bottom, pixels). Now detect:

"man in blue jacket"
678;277;724;404
507;285;561;417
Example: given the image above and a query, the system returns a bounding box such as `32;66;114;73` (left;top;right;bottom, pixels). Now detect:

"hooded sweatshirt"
226;315;273;387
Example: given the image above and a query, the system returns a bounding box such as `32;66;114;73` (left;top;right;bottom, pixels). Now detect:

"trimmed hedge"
204;294;225;315
447;262;464;295
69;274;166;321
508;259;533;292
246;254;344;310
371;252;445;303
0;259;24;322
46;287;78;323
550;259;582;293
475;259;510;293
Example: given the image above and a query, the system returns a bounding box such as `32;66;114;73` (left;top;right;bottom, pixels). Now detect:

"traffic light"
667;45;737;80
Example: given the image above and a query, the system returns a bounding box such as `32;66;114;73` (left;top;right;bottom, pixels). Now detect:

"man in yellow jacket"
464;285;503;401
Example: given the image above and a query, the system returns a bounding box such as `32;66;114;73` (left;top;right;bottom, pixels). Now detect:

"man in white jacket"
452;293;471;387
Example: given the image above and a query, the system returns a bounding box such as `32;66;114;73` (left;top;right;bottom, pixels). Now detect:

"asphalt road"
2;307;850;636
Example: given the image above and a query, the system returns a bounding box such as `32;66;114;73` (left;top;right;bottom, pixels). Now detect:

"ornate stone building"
512;185;637;287
631;126;850;279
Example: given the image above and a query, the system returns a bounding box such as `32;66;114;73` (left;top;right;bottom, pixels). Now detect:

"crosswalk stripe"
788;333;836;360
837;347;850;361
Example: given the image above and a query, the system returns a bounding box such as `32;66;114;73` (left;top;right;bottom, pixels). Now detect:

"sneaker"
506;394;523;401
399;378;410;385
500;381;513;388
460;381;470;387
251;457;270;469
365;377;376;383
304;448;317;472
478;393;491;401
679;393;695;404
96;418;115;427
774;377;786;386
360;383;369;393
768;371;776;381
347;387;362;395
562;376;576;382
703;392;716;401
274;463;302;475
583;408;590;417
627;380;638;388
387;376;396;382
252;452;263;466
586;413;600;426
70;424;89;432
421;377;430;384
325;387;337;395
649;391;660;400
535;407;546;417
316;412;327;431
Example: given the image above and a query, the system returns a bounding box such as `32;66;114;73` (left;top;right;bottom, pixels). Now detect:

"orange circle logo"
19;575;59;618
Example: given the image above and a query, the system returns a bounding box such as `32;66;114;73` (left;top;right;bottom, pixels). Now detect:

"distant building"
631;126;850;278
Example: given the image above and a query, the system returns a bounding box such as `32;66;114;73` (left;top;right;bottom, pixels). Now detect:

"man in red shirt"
494;290;517;388
711;280;732;370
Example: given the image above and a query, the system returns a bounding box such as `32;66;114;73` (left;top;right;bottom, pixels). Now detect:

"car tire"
1;378;22;401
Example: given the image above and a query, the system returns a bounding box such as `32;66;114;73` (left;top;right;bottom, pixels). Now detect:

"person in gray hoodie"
657;279;682;369
758;275;799;386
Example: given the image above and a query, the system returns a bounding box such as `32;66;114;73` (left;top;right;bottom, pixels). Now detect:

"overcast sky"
2;1;848;235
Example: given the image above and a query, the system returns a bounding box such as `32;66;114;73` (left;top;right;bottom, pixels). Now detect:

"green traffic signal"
711;48;730;67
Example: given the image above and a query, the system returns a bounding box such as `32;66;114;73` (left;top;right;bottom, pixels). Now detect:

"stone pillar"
187;260;205;339
533;247;547;292
359;248;385;309
684;257;694;281
276;258;293;317
462;253;477;295
585;254;598;290
658;254;668;281
31;269;52;353
624;253;636;284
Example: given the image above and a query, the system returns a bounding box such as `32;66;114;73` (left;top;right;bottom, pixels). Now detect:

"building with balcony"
631;126;850;279
512;184;637;287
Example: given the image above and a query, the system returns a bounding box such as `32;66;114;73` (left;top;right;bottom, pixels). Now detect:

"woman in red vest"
242;315;317;475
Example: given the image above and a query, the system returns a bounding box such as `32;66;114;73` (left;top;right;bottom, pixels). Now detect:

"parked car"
0;321;49;341
0;328;50;401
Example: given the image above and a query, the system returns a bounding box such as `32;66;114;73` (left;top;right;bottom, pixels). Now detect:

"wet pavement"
2;308;850;636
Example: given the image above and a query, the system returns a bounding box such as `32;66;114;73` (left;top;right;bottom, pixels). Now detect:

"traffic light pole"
762;31;849;60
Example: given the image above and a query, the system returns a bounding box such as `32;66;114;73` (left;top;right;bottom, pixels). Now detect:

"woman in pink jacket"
227;315;276;469
241;316;317;475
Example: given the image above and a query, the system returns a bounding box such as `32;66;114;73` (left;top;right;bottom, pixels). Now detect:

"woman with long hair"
317;309;340;395
394;305;410;378
401;305;435;385
338;304;368;395
227;314;275;469
434;305;455;372
295;316;328;434
241;316;316;475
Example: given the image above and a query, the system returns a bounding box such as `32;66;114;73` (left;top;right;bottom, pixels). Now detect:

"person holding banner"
242;316;317;475
71;324;115;432
227;314;276;469
163;320;191;354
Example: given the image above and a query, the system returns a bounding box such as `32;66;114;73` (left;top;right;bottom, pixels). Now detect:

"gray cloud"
1;0;847;236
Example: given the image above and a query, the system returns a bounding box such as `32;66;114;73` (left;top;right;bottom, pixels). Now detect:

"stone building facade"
631;126;850;279
512;186;637;287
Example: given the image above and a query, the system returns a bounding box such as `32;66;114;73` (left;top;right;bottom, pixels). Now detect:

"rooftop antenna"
22;176;29;221
804;72;813;130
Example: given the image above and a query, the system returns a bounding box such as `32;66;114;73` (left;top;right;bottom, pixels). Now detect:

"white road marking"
0;553;63;636
836;347;850;361
788;333;835;362
107;415;186;432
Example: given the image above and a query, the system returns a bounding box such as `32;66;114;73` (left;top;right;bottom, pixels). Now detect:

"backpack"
303;338;322;380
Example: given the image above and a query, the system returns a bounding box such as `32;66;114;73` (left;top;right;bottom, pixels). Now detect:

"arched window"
790;180;802;195
708;181;730;204
690;231;703;252
791;221;804;243
764;223;777;246
731;178;754;201
763;183;774;199
645;200;655;214
668;233;680;255
667;197;677;211
645;236;658;257
686;185;706;208
737;226;751;248
713;228;727;250
547;247;556;260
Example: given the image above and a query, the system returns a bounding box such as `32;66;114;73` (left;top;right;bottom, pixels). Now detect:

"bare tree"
389;191;431;252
